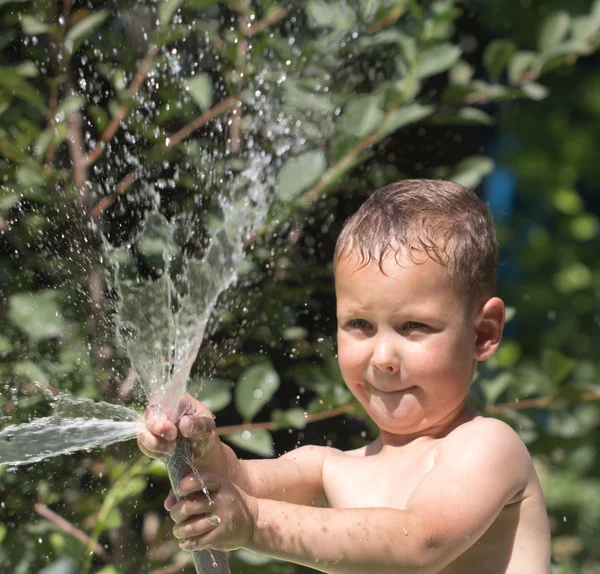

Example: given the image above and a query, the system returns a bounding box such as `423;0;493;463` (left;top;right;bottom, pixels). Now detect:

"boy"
138;180;551;573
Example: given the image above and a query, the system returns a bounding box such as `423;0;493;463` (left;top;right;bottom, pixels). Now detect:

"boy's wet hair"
334;179;498;306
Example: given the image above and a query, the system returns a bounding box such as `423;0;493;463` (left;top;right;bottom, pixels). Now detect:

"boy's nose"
371;338;400;374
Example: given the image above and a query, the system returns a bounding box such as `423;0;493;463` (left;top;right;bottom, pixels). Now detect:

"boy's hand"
167;472;257;552
137;394;220;462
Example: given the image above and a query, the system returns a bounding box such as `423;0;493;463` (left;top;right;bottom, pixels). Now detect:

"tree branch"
85;46;159;167
91;172;137;219
216;404;356;436
485;390;600;414
244;7;288;36
35;503;108;560
164;95;237;149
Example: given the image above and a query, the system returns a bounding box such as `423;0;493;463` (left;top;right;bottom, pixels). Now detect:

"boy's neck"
376;402;476;449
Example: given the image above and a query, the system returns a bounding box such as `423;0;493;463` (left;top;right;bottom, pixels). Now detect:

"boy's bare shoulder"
438;415;534;492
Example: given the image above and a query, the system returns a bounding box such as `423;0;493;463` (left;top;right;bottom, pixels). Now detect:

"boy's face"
335;250;479;439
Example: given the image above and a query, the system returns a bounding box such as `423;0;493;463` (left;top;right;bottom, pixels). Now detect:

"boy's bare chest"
322;442;437;510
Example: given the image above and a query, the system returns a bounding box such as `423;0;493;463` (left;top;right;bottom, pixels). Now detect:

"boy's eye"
348;318;371;330
403;321;429;331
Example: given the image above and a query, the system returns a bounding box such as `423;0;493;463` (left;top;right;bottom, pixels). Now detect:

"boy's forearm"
246;498;434;574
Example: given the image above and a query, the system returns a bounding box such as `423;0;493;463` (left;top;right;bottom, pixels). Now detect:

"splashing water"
0;152;273;573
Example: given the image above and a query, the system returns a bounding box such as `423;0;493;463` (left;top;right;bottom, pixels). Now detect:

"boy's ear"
474;297;505;361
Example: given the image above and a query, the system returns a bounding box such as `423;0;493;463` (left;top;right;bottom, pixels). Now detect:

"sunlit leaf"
277;150;327;202
159;0;182;26
480;372;512;405
192;378;232;413
507;51;537;84
39;557;78;574
520;82;549;101
416;43;461;79
13;361;48;384
455;107;494;125
538;11;570;53
64;10;108;55
306;0;355;31
56;95;86;118
505;307;516;323
8;290;68;341
234;549;273;565
113;476;147;504
554;262;592;293
542;349;575;387
21;15;50;35
446;156;494;190
340;95;383;138
380;104;434;137
570;214;600;242
271;408;307;430
235;363;280;421
16;165;45;187
224;430;274;457
483;40;516;82
185;73;213;111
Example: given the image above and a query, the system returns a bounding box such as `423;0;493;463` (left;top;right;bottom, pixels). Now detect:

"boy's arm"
247;419;533;573
240;445;328;506
138;394;328;506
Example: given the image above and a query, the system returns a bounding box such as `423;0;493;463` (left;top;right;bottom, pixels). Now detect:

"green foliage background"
0;0;599;572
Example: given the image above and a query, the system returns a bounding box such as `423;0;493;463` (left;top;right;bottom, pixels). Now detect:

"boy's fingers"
144;405;178;441
178;472;222;497
137;428;175;457
165;489;177;510
178;414;216;439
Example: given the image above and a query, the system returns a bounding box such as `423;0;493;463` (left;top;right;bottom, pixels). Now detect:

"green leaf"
0;522;6;544
447;156;494;190
306;0;355;31
455;107;494;125
541;349;575;387
494;340;522;368
235;363;280;421
283;80;336;112
56;95;86;119
16;166;45;187
507;51;537;84
520;82;549;101
0;335;12;354
8;290;68;341
282;326;308;340
113;476;147;504
97;507;123;532
224;430;274;457
480;372;512;405
234;549;273;565
554;262;592;293
272;408;307;430
159;0;182;26
194;378;232;413
538;11;570;53
416;43;461;79
64;10;108;55
21;15;50;35
13;361;48;384
380;104;434;137
277;150;327;202
340;95;383;138
505;307;516;323
571;14;600;43
185;73;213;111
570;214;600;242
483;40;516;82
449;61;473;85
